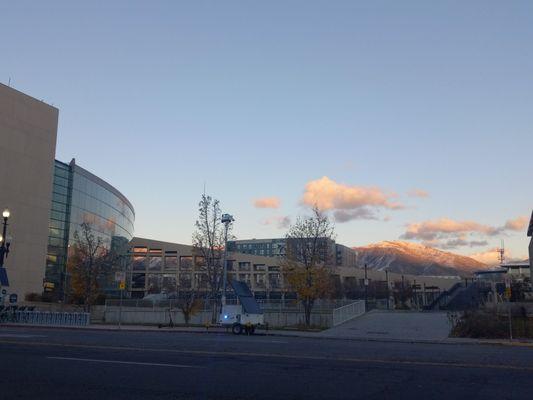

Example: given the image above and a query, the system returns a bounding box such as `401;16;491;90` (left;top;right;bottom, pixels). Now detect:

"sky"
1;1;532;264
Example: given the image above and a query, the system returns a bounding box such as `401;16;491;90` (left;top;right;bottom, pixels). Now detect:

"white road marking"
198;337;289;344
47;356;203;368
0;334;46;338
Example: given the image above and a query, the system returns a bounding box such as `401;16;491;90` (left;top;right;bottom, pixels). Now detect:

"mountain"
354;241;487;277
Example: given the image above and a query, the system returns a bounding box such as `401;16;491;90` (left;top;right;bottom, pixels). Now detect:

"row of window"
130;272;282;291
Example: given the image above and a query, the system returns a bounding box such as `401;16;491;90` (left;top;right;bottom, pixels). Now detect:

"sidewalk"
2;321;533;348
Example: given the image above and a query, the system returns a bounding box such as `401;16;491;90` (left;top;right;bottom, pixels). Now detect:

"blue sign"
9;293;17;304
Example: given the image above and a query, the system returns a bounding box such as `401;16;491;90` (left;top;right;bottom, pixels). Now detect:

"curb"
2;323;533;348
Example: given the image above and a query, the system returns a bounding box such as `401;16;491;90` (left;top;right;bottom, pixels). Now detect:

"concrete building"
128;237;458;300
227;238;358;268
129;237;285;299
0;84;134;301
527;212;533;271
0;83;58;297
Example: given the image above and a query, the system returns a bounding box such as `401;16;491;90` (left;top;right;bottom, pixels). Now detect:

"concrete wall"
0;84;58;298
94;306;334;328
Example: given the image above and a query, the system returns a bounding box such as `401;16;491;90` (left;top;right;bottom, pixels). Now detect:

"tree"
191;194;229;323
68;222;116;311
282;207;336;327
176;290;203;326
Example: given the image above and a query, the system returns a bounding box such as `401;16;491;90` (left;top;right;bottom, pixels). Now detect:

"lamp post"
0;209;11;267
221;213;234;307
364;263;368;311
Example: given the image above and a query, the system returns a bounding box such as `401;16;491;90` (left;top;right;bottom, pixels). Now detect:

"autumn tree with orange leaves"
282;207;336;327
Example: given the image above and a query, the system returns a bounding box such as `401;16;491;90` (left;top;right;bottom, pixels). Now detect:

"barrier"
1;311;90;326
332;300;365;326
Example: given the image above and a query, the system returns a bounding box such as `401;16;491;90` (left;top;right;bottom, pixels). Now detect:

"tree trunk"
304;299;312;327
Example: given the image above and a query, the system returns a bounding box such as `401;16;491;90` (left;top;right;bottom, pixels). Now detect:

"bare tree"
282;207;336;327
176;289;203;326
68;222;117;312
192;194;229;323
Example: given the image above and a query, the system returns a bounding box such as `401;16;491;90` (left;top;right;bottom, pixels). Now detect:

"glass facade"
44;159;135;299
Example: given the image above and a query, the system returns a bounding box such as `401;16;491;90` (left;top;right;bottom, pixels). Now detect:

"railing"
332;300;366;326
104;298;355;311
0;310;90;326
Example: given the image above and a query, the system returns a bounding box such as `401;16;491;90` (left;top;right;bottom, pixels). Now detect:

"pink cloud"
503;215;528;231
401;218;497;241
469;248;505;266
407;189;429;198
301;176;403;222
253;197;281;209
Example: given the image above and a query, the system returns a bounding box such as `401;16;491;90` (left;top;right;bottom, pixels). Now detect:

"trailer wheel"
232;323;243;335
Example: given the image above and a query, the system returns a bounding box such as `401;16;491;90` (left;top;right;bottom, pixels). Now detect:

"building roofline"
0;82;59;112
57;158;135;216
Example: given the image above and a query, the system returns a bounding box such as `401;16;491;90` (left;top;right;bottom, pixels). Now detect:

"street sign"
9;293;17;304
119;281;126;290
115;271;126;282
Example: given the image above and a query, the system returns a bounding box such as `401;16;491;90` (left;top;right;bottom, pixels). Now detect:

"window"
131;273;146;289
180;256;193;269
238;273;251;285
195;273;208;288
148;256;162;271
132;256;146;271
254;264;266;271
269;273;281;288
179;273;192;288
238;262;251;271
149;248;162;255
226;260;235;271
255;274;265;288
146;274;161;294
194;256;206;267
268;266;280;272
133;246;148;254
161;274;177;292
164;256;178;270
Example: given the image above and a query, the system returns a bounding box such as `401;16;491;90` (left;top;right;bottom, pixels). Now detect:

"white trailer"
219;280;264;334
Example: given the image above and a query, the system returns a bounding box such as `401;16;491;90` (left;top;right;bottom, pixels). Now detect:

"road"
0;326;532;400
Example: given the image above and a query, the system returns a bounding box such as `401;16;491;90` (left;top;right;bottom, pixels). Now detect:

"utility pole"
385;270;390;310
221;214;234;307
364;263;368;311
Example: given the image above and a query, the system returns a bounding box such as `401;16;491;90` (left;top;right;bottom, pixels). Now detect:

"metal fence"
0;311;90;326
104;298;355;312
332;300;365;326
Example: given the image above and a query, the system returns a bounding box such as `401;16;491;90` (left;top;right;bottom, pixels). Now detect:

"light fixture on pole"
0;209;11;267
221;213;234;306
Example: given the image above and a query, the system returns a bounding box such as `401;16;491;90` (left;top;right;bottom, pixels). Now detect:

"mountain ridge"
354;240;487;277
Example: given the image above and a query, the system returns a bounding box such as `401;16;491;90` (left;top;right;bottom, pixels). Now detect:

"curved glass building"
45;158;135;299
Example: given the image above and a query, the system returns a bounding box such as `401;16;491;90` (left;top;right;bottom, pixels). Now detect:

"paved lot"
0;325;532;399
321;310;451;341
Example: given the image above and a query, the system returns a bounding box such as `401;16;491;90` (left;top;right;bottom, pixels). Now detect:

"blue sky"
1;1;531;262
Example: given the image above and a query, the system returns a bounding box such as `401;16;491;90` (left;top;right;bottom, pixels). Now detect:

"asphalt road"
0;326;532;400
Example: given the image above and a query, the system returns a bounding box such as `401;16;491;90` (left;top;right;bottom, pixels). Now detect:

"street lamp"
0;209;11;267
221;213;234;306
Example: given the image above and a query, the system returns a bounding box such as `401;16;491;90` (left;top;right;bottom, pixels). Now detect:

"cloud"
262;216;291;229
503;215;528;231
469;248;504;266
407;189;429;198
333;208;379;222
253;197;280;209
423;238;489;250
401;218;498;241
301;176;403;223
401;215;529;250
